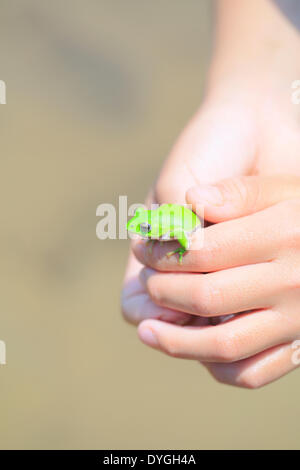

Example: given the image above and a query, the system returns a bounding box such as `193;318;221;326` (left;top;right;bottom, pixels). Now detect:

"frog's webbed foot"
166;230;189;264
166;247;186;264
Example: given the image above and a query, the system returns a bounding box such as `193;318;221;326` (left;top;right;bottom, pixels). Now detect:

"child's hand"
121;102;258;327
133;176;300;388
121;0;300;388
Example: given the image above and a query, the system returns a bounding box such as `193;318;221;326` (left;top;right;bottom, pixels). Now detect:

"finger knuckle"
147;277;162;305
276;259;300;292
207;365;262;389
288;271;300;291
218;177;254;208
192;249;210;271
214;332;239;363
193;240;220;271
161;336;182;358
277;200;300;246
191;278;218;316
237;371;264;389
207;366;231;386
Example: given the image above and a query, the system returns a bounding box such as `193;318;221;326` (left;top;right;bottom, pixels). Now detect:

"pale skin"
121;0;300;388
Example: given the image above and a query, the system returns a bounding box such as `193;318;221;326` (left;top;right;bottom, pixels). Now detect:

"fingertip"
132;239;147;263
186;186;224;222
186;185;237;222
139;267;156;287
186;185;224;206
138;320;161;348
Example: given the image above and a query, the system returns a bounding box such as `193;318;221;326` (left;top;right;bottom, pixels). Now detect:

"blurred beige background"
0;0;299;450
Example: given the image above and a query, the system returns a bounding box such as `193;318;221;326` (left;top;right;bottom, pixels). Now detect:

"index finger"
132;203;284;272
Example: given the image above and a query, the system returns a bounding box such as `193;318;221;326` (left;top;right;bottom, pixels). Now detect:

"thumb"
186;175;300;222
154;106;255;204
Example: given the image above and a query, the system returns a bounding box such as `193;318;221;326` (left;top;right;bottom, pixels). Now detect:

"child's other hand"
135;176;300;388
121;0;300;388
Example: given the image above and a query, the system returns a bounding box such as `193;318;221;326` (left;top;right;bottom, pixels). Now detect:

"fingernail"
188;185;224;206
139;327;159;348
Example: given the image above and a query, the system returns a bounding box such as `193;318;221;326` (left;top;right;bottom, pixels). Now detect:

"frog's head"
127;207;154;239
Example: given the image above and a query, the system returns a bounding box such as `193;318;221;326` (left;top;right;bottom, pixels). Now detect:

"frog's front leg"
166;230;190;264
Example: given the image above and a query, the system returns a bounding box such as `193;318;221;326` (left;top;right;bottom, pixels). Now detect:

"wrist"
205;0;300;109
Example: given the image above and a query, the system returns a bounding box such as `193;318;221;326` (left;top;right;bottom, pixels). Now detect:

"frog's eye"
140;223;151;233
